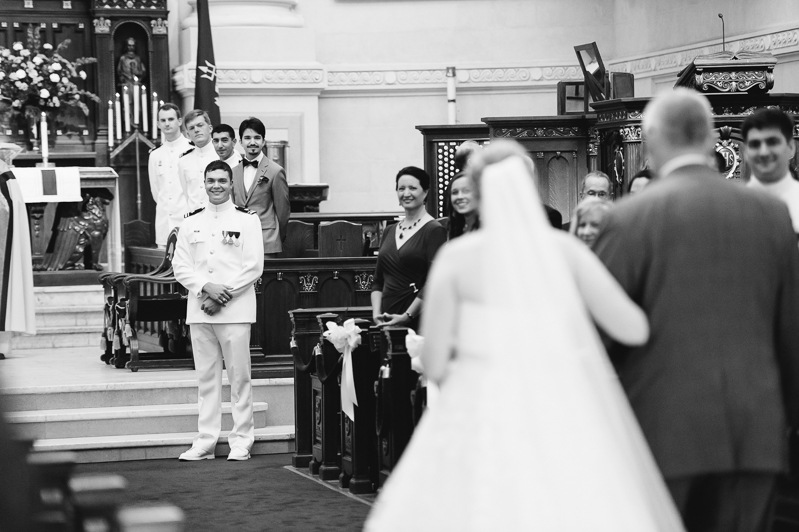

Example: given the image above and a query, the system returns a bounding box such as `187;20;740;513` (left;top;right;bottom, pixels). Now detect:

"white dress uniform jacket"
223;151;242;171
172;198;264;324
148;135;192;246
178;142;219;213
747;171;799;234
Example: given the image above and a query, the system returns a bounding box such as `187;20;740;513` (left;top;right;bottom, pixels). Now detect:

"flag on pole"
193;0;220;125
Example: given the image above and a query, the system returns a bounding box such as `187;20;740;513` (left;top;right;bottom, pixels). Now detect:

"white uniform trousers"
190;323;254;452
155;208;184;248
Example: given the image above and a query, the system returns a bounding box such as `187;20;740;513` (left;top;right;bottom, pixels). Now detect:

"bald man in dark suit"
593;89;799;532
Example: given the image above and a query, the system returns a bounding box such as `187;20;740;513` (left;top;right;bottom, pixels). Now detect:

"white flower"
52;97;60;107
43;43;52;50
49;73;60;83
0;72;4;81
323;319;362;353
15;69;26;79
8;72;17;81
79;71;87;80
39;88;50;99
12;42;23;51
20;49;30;57
50;62;62;71
16;82;28;91
32;56;43;65
1;49;10;57
11;100;20;108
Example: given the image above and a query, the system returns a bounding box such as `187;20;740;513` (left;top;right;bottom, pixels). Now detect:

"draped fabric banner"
194;0;221;125
323;319;362;421
13;167;82;203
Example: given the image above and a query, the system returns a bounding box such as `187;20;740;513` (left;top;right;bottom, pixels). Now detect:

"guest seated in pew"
569;196;611;248
371;166;447;330
364;140;682;532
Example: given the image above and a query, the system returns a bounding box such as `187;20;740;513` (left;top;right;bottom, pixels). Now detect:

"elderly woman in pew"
371;166;447;330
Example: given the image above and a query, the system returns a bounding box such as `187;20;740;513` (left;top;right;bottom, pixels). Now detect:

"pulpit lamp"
574;42;607;102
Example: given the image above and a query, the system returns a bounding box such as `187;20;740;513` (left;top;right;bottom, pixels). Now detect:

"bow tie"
242;158;259;169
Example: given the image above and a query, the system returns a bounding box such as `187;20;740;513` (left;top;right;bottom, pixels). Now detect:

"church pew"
288;306;371;469
69;473;127;532
339;320;381;494
310;312;343;480
26;451;78;531
373;327;420;487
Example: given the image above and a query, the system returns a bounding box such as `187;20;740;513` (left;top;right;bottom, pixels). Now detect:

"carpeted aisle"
75;453;371;532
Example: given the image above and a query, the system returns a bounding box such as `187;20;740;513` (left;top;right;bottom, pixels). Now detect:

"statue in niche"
117;37;147;95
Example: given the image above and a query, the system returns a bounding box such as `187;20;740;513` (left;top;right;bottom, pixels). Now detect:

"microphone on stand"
718;13;726;52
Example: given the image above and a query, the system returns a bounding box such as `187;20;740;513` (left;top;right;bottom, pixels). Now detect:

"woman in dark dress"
371;166;447;330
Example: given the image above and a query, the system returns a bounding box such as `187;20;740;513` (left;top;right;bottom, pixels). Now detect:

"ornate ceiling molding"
609;26;799;80
173;64;326;95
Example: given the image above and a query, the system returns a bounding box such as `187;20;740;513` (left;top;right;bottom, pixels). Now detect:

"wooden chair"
277;220;315;258
116;231;190;372
318;221;363;257
99;225;176;365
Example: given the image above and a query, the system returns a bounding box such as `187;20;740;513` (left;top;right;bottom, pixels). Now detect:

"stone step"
2;378;294;427
12;326;101;349
32;425;296;463
7;402;269;440
35;305;105;328
33;285;104;308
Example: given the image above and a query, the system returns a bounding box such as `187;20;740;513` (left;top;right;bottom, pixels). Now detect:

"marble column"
173;0;323;183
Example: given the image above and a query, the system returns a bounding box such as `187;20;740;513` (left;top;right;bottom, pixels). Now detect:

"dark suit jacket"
593;164;799;479
232;157;290;254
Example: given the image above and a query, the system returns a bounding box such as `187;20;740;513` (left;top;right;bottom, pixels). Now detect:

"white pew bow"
323;319;362;421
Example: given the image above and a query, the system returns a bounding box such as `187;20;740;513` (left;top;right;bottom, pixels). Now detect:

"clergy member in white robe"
0;160;36;358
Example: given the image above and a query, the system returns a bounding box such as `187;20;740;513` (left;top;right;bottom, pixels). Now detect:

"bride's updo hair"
466;139;537;196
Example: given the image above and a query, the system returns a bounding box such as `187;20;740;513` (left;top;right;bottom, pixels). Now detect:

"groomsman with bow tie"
231;117;290;257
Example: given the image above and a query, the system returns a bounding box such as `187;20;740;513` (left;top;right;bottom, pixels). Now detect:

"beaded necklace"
397;217;422;239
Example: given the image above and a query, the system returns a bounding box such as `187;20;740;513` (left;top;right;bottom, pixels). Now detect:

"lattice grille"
433;140;488;217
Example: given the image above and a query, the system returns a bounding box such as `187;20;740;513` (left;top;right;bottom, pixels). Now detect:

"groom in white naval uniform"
172;159;264;461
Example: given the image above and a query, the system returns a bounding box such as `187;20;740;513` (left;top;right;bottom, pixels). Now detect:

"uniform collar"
207;197;235;213
196;141;216;155
164;135;188;147
224;152;241;167
748;172;796;193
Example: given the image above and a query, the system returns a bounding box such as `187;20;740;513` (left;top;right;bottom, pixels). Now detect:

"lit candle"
40;112;49;162
133;76;139;126
123;85;130;133
151;92;158;140
159;100;165;144
141;84;148;133
114;93;122;140
108;100;114;148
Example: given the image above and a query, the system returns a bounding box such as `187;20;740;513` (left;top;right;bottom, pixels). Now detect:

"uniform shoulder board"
235;205;256;215
148;146;157;154
184;207;205;218
179;147;195;158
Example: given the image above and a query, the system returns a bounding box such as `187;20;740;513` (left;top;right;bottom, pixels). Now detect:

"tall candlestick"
133;76;140;126
141;84;148;133
40;112;49;163
151;92;158;140
114;93;122;140
159;100;165;144
108;100;114;148
123;85;130;133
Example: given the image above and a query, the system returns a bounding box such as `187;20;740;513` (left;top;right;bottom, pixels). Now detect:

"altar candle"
141;84;148;133
133;77;140;126
151;92;158;140
114;93;122;140
123;85;130;133
108;100;114;148
159;100;165;144
40;112;49;161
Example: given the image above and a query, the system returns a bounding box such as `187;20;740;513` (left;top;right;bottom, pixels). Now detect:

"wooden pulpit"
318;221;363;258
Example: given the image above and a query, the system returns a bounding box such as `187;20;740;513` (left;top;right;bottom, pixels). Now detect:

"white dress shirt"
242;153;264;195
747;172;799;233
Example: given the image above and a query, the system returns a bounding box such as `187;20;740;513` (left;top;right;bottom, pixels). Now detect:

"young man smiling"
172;160;264;461
231;117;290;257
178;109;219;212
147;103;192;247
743;108;799;236
212;124;241;170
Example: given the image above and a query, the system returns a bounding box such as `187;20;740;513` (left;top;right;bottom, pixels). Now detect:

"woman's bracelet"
404;311;413;320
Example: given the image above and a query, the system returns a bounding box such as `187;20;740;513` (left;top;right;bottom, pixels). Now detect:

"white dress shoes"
227;447;251;461
178;446;215;461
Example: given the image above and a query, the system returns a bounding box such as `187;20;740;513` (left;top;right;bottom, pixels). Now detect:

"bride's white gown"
364;157;685;532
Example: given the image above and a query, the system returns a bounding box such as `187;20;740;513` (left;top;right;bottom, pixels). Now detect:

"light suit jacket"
231;157;290;254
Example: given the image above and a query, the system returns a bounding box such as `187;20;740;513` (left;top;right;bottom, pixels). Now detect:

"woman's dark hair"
627;168;654;193
447;172;480;239
395;166;431;191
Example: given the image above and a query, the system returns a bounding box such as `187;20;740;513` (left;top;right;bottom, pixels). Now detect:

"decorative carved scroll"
698;71;773;93
494;127;581;138
299;273;319;293
354;272;374;292
93;17;111;34
619;126;642;142
150;18;167;35
95;0;166;8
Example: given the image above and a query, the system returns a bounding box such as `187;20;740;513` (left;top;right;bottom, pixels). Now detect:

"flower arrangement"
0;25;100;131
